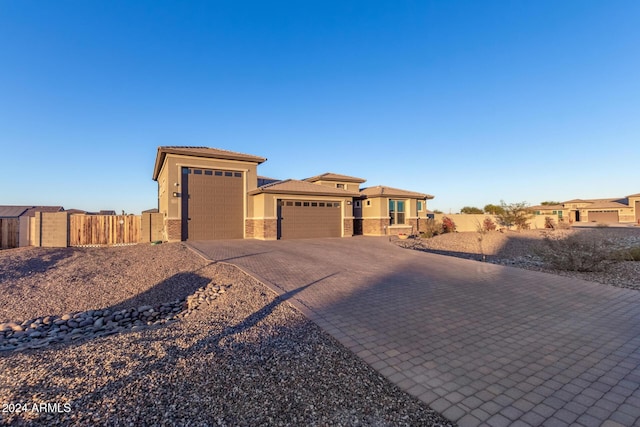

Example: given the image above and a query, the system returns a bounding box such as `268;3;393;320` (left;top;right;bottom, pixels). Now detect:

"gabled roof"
304;172;366;184
360;185;434;199
627;193;640;198
249;179;360;197
153;146;267;180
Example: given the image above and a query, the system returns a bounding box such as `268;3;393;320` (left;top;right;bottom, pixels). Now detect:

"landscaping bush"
420;219;443;238
442;216;456;233
536;232;615;272
482;217;497;232
611;246;640;261
544;216;556;229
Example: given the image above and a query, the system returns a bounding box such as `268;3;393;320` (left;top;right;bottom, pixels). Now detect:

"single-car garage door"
181;167;244;240
588;210;619;223
278;200;341;239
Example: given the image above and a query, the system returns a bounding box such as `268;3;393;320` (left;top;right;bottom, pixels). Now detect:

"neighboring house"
531;194;640;224
0;205;64;248
152;146;434;241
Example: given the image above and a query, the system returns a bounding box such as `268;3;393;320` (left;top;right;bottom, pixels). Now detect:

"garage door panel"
279;200;341;239
182;168;244;240
588;211;619;223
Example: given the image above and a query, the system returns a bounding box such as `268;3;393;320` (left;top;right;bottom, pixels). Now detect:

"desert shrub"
482;217;496;231
556;219;571;230
544;216;556;229
420;219;443;238
536;232;615;272
442;216;456;233
611;246;640;261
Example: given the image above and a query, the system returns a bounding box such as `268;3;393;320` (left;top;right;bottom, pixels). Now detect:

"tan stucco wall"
434;214;557;232
314;180;360;192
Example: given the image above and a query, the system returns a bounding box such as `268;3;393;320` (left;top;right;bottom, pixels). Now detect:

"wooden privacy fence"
69;215;141;246
0;218;19;249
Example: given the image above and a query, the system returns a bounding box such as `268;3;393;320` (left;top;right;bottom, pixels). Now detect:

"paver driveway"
188;237;640;427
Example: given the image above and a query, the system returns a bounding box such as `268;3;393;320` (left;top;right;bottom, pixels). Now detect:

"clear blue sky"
2;1;638;214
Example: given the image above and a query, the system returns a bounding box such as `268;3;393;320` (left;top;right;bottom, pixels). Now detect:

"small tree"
495;201;532;230
541;201;561;206
484;204;505;215
432;209;443;214
460;206;484;214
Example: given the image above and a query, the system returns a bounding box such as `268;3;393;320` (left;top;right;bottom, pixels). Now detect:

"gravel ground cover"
0;243;453;427
398;227;640;290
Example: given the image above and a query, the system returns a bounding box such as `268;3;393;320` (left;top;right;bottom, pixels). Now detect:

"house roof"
153;146;267;180
627;193;640;198
0;206;31;218
304;172;366;184
530;204;564;210
582;199;630;209
0;205;64;218
22;206;64;217
360;185;434;199
249;179;360;197
563;199;590;204
561;197;633;210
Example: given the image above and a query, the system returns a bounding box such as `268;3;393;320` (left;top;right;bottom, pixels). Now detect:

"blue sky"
1;1;638;214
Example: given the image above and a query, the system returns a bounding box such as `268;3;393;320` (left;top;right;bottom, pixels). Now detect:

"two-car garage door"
278;200;342;239
181;167;244;240
588;210;619;223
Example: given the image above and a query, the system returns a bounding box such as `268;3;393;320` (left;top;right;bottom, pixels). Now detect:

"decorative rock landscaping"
0;282;231;352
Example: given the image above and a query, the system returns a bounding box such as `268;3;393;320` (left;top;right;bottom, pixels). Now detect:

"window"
311;202;318;207
234;172;242;177
417;201;423;211
354;200;361;208
336;183;345;189
194;169;202;175
366;200;371;206
224;172;233;177
389;200;406;225
295;202;302;206
303;202;310;207
204;170;213;176
215;171;222;176
319;202;325;207
286;201;293;206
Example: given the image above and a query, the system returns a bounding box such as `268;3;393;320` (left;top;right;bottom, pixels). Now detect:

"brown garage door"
278;200;341;239
588;210;619;223
181;167;244;240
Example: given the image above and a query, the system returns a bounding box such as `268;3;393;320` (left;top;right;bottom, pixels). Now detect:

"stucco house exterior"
531;194;640;225
152;146;434;241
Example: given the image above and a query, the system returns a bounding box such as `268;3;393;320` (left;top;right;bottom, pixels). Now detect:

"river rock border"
0;282;231;352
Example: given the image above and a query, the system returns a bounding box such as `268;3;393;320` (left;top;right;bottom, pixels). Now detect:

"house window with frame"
417;201;423;211
336;183;345;189
389;200;405;225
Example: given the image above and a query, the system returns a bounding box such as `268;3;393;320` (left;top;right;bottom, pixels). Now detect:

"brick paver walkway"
188;237;640;427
